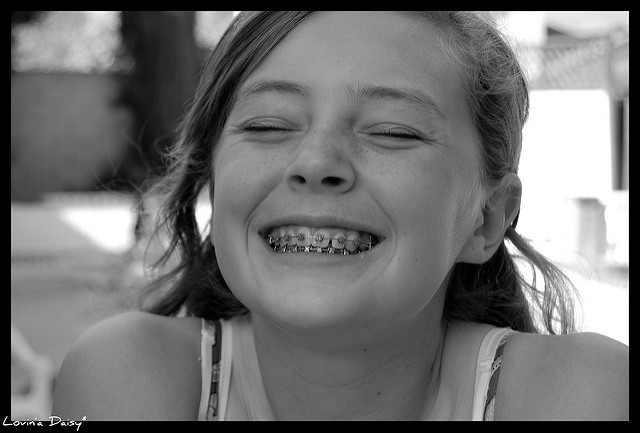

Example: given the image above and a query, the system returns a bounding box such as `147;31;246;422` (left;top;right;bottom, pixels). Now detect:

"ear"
456;174;522;264
208;183;216;247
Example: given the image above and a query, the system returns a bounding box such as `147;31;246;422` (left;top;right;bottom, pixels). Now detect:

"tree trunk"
116;11;200;189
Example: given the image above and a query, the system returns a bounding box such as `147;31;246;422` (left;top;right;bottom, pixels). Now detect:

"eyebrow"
348;82;447;120
235;79;446;120
236;79;310;105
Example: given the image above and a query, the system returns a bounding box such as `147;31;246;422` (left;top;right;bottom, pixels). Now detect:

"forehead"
240;12;466;118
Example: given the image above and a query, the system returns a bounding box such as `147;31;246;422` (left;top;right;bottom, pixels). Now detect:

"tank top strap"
471;327;517;421
198;318;233;421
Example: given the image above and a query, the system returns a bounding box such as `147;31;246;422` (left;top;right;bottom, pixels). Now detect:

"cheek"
210;142;290;267
388;154;461;244
210;146;276;303
451;178;485;246
374;156;463;293
211;145;276;228
211;146;256;254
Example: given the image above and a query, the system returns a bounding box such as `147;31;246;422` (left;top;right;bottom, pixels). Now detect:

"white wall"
519;89;612;200
517;89;617;263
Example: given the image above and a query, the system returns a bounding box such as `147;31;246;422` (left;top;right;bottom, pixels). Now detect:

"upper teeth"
264;225;379;254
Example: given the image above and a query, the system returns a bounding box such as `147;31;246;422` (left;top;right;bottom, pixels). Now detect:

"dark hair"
138;11;577;334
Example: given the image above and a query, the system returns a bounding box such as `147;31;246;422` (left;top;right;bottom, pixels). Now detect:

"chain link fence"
519;37;613;91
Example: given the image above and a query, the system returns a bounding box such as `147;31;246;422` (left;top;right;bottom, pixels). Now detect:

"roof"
544;11;629;38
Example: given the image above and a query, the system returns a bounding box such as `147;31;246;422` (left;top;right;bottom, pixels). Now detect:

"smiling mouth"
261;225;383;255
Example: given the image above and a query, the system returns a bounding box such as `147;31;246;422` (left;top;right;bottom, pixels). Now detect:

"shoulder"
52;311;204;420
497;331;629;420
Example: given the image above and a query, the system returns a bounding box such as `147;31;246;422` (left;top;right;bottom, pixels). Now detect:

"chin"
245;279;377;333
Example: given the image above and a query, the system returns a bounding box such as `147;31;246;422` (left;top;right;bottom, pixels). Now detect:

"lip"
257;213;388;241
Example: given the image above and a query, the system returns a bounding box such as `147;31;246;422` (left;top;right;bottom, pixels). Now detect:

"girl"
52;11;628;420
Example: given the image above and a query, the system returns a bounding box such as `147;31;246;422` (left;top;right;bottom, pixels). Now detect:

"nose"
284;130;356;194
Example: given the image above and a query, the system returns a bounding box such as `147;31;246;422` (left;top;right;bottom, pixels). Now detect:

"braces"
265;233;375;254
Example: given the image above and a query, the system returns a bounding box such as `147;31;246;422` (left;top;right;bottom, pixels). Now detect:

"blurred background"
11;11;628;420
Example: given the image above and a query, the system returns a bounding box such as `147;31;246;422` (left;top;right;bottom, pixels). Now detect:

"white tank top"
198;317;516;421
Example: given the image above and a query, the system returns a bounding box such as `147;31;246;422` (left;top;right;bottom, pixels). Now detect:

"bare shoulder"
52;311;203;421
496;331;629;420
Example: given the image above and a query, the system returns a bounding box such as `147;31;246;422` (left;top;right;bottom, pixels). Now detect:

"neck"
251;303;447;420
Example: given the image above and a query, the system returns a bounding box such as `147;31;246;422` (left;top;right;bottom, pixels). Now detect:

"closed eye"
373;128;421;140
235;121;298;143
238;116;298;134
242;125;291;133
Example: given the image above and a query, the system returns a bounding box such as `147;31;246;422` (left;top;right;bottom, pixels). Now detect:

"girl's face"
211;12;484;332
